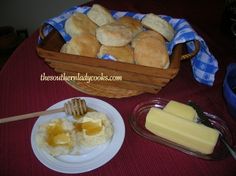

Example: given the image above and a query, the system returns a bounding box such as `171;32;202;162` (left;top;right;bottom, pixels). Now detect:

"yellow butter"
145;107;219;154
53;132;71;145
163;100;197;121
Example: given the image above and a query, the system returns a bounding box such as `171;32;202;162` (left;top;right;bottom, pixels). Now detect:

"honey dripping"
46;120;72;147
73;108;95;119
75;121;102;135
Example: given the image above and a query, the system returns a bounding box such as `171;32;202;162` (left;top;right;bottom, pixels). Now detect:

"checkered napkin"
39;6;218;86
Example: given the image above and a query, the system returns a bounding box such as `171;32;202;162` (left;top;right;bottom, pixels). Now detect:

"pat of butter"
75;117;103;136
145;107;219;154
82;117;102;125
53;132;71;145
163;100;197;121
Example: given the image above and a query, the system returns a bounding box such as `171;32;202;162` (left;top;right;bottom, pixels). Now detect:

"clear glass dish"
129;98;233;160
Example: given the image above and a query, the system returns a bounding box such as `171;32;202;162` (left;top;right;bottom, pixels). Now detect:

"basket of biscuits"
37;4;200;98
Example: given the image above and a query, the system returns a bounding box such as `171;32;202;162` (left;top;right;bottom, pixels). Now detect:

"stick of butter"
145;107;220;154
163;100;197;121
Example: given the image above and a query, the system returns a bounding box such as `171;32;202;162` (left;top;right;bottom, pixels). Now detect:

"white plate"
31;97;125;174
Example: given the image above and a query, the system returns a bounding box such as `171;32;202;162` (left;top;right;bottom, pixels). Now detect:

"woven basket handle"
181;40;200;60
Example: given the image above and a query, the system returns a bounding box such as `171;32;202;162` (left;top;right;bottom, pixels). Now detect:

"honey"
36;112;113;156
73;108;96;119
75;121;103;136
46;120;72;148
74;114;83;119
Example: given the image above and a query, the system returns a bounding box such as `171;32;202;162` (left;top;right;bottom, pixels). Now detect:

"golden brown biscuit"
97;45;134;63
96;23;133;46
133;35;169;69
87;4;115;26
65;12;98;36
131;30;165;48
141;13;175;41
116;16;143;37
60;33;101;57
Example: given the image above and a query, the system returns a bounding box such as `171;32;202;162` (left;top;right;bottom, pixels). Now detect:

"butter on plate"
145;107;220;155
74;112;113;148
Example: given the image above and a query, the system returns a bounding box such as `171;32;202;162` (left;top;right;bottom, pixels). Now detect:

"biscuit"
131;30;165;48
65;12;98;36
96;23;133;46
133;36;169;69
35;118;77;156
141;13;175;41
97;45;134;63
116;16;143;37
87;4;115;26
60;33;101;57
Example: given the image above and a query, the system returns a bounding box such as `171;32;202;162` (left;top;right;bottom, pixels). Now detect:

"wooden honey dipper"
0;98;88;124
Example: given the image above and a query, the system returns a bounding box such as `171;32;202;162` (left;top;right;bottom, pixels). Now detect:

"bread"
60;33;101;57
98;45;134;63
96;23;133;46
132;31;169;69
116;16;143;37
65;12;98;36
131;30;165;48
141;13;175;41
87;4;115;26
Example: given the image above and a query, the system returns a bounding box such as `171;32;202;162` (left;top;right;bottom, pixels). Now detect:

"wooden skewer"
0;98;87;124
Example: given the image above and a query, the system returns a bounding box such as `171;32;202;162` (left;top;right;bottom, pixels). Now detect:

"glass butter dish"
129;98;233;160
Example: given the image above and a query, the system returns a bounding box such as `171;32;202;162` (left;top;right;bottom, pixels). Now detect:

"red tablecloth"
1;0;236;175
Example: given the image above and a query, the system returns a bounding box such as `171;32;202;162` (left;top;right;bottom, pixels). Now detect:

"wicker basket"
37;28;200;98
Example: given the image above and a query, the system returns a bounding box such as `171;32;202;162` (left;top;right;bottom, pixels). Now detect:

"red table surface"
1;0;236;175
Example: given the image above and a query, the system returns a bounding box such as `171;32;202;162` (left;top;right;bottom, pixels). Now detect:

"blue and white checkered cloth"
39;6;218;86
